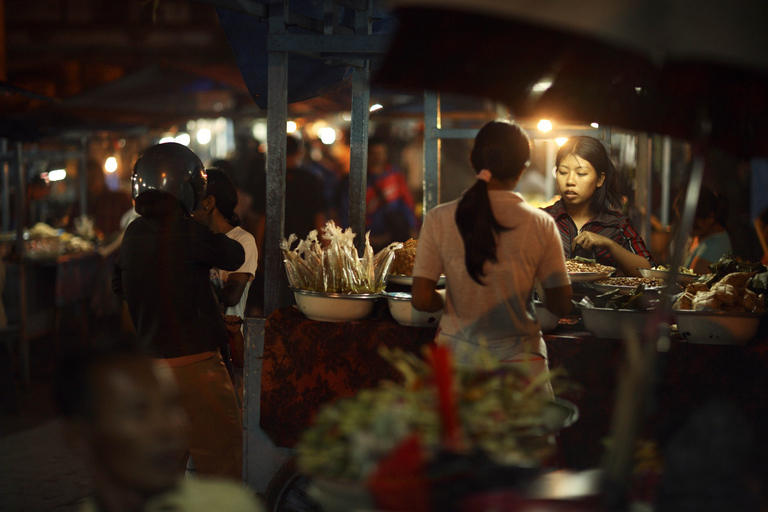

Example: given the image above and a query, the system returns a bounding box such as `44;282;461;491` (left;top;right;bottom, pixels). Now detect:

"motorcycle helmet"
131;142;207;214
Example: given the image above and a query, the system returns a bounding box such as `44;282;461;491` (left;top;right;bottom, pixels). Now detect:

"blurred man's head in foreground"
55;346;187;499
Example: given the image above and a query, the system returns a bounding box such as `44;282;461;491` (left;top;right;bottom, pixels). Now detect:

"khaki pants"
161;351;243;481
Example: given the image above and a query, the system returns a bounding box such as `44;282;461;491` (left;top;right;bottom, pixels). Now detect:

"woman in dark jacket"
113;142;245;480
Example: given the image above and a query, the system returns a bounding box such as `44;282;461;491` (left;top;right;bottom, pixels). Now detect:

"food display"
390;238;418;276
673;271;765;313
281;220;399;294
387;238;447;286
577;288;660;339
566;258;615;274
566;257;615;282
297;347;577;483
654;264;696;276
24;222;95;259
595;277;666;288
592;276;666;295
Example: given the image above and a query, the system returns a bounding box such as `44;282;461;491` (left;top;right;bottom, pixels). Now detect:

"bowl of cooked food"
565;257;616;282
673;309;764;345
591;276;666;295
293;289;381;322
638;265;698;284
387;238;447;286
385;291;443;327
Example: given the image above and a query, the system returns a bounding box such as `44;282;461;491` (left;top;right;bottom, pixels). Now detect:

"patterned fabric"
260;306;436;447
543;199;655;268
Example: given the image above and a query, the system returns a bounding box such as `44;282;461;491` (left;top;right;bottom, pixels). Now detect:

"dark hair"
53;344;144;420
673;185;729;226
205;167;240;227
456;120;530;284
555;136;622;212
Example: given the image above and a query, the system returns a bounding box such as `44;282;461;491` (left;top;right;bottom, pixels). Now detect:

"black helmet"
131;142;207;214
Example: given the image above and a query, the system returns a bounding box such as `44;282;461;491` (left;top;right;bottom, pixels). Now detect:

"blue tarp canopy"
215;0;398;110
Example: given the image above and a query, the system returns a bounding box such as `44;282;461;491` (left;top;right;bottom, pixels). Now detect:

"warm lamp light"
537;119;553;132
104;157;118;173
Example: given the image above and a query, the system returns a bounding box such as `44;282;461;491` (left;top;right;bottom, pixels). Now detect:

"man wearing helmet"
112;142;246;481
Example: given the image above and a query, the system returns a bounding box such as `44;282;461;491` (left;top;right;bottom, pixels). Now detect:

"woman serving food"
411;120;572;378
543;136;654;276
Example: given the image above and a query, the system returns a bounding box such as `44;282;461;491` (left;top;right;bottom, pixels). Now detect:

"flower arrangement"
296;345;578;484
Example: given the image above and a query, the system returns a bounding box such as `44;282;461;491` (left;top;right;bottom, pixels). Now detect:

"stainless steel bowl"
673;309;764;345
638;267;698;284
579;306;659;339
293;289;381;322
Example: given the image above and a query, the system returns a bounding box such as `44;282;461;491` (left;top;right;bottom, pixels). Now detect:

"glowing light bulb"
104;157;118;173
287;121;297;133
319;127;337;145
537;119;553;132
48;169;67;181
196;128;212;145
174;133;191;146
555;137;568;147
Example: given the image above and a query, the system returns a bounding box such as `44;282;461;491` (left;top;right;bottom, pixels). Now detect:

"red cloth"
260;306;436;447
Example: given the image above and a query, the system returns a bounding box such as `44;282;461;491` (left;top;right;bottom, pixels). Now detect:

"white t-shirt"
413;190;570;363
211;226;258;319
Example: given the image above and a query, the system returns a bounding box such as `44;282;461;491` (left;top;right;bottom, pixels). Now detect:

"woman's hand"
572;231;613;252
574;232;651;276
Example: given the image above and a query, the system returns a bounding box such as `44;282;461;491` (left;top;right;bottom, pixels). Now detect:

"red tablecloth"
260;306;437;447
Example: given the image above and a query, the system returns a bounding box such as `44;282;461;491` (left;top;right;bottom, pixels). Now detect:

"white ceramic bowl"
673;309;764;345
534;301;560;334
385;291;443;327
293;289;380;322
579;306;659;339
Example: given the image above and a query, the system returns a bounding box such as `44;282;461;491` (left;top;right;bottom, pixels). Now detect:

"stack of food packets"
281;220;400;294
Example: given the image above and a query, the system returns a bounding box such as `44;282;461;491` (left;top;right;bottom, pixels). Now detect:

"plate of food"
566;258;616;282
638;265;699;284
591;276;667;295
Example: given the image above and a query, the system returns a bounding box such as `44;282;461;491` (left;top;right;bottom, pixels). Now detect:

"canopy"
215;0;398;109
376;0;768;160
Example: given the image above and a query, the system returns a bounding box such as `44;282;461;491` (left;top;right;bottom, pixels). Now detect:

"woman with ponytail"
543;136;654;276
411;120;572;376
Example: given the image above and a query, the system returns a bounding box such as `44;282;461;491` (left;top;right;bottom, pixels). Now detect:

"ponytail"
456;120;530;285
456;180;508;284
